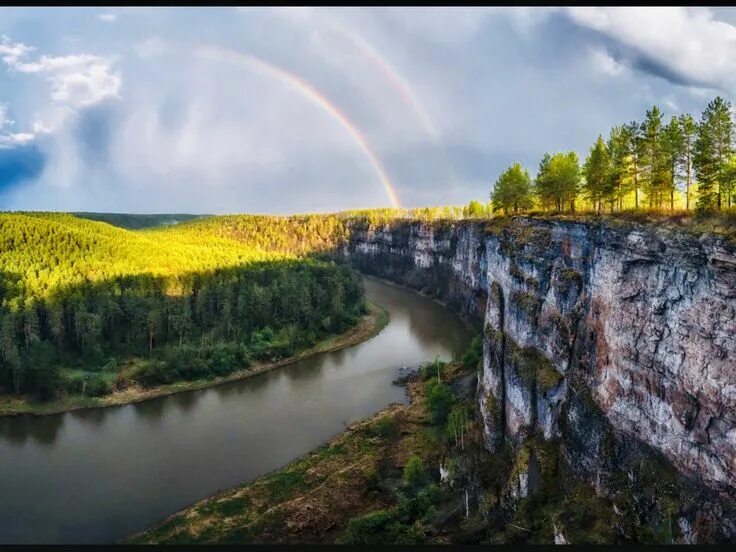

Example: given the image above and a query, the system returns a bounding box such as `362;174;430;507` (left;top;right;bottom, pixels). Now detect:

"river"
0;276;473;544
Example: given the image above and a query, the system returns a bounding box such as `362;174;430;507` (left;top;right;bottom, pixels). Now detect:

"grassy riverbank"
126;356;483;545
0;302;388;417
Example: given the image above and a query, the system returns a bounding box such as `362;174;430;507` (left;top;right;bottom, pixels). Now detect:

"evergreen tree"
583;135;611;213
533;153;554;211
607;125;633;211
641;106;670;208
535;152;581;212
694;96;734;211
490;163;534;214
625;120;645;208
663;116;684;210
679;113;697;210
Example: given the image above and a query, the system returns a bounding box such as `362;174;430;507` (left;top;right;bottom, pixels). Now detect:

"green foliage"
370;415;399;439
461;334;483;370
583;135;611;211
463;200;492;218
491;162;534;214
481;95;736;214
342;455;437;544
420;356;447;382
535;151;581;212
0;213;365;400
73;212;206;230
425;379;455;426
396;483;438;525
342;509;425;545
694;96;735;212
403;455;429;491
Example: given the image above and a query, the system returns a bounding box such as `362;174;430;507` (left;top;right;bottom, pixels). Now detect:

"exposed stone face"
342;216;736;507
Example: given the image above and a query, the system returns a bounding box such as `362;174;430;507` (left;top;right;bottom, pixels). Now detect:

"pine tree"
663;116;684;210
641;106;669;208
583;135;611;213
625;120;645;208
679;114;697;210
694;96;734;211
490;163;534;214
607;125;633;211
535;152;580;212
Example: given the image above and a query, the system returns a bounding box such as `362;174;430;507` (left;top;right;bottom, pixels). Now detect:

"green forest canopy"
0;213;365;401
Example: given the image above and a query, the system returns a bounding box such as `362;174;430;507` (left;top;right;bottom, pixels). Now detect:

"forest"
0;213;365;402
490;96;736;215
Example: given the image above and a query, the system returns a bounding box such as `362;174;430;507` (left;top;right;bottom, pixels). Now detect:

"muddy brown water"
0;276;472;544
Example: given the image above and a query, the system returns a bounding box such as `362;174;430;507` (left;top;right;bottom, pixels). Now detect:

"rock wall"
341;215;736;541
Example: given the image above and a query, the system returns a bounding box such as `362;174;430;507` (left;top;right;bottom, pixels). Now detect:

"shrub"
342;509;425;545
371;416;399;439
403;455;428;492
84;374;112;397
425;379;455;426
461;334;483;370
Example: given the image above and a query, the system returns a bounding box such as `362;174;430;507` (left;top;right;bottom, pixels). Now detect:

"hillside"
0;212;365;406
73;212;207;230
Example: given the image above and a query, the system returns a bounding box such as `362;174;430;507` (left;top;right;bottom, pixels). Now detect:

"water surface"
0;276;472;544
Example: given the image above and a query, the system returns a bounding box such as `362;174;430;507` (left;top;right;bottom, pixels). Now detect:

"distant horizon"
2;7;736;212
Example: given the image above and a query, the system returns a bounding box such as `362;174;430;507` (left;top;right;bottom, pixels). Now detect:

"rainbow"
321;17;439;139
196;45;401;209
315;15;457;188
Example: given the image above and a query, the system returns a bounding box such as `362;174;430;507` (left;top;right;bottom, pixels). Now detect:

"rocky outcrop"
341;215;736;542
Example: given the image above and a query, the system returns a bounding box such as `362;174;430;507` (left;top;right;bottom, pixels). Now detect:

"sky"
1;7;736;215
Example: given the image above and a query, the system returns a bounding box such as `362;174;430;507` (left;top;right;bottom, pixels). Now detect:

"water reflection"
134;396;167;425
0;412;65;446
171;390;199;414
70;406;108;429
0;276;471;544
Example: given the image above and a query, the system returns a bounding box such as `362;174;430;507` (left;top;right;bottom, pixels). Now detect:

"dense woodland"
491;96;736;215
0;213;364;401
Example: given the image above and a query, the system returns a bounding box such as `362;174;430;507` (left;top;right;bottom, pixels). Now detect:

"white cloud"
589;47;629;77
0;131;33;148
0;35;33;66
0;102;35;148
98;13;117;23
0;37;122;108
567;7;736;91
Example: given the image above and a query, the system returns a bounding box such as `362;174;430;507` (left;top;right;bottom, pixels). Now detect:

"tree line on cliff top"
490;96;736;215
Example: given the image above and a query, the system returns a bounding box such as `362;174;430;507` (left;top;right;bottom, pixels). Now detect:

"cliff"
341;215;736;543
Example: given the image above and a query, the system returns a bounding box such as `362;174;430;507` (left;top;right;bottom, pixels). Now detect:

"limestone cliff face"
342;216;736;530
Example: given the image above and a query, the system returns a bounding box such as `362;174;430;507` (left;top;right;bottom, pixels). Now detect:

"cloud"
566;7;736;91
589;47;629;77
0;132;33;148
0;7;729;213
0;103;35;149
0;36;122;108
0;35;33;66
98;13;117;23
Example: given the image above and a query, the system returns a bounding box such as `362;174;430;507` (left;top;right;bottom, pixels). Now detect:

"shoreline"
127;358;475;544
126;369;422;544
0;301;389;418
